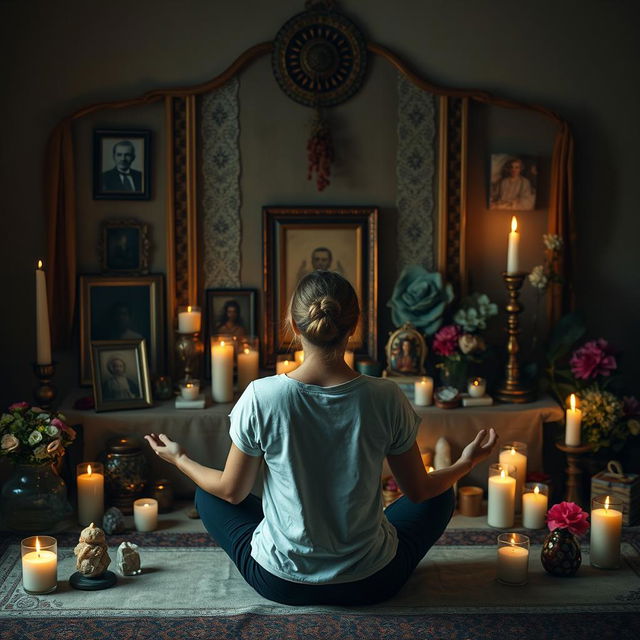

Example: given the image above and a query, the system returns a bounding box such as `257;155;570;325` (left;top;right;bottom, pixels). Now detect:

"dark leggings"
195;487;455;606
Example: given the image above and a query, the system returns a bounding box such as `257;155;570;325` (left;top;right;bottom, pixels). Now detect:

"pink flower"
60;424;76;441
433;325;462;357
8;401;29;411
51;418;65;429
546;501;590;536
623;396;640;417
570;339;617;380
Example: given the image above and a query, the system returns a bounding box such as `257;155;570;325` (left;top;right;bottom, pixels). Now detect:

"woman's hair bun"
305;296;340;342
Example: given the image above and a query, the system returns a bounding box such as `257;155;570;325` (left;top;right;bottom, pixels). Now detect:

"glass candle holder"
496;532;530;585
488;463;517;528
133;498;158;532
467;377;487;398
180;379;200;401
590;495;623;569
177;305;202;334
237;337;260;392
276;354;298;375
151;479;174;513
522;482;549;529
21;535;57;594
76;462;105;526
499;442;528;512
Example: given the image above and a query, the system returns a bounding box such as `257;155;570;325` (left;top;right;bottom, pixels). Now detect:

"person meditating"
145;271;497;605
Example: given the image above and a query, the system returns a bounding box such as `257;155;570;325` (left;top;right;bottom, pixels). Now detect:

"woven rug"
1;530;639;639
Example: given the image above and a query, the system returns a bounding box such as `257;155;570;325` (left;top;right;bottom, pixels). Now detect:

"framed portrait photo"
489;153;538;211
93;129;151;200
204;288;258;376
99;218;150;275
90;340;153;412
263;206;378;367
79;274;165;386
384;323;428;377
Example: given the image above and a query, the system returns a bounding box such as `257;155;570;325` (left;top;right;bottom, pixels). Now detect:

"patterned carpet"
1;530;639;640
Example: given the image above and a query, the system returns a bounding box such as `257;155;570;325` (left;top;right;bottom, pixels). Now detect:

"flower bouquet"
0;401;76;465
541;501;590;576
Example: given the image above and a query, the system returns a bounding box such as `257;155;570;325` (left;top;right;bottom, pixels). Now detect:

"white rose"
528;265;548;290
45;424;59;437
27;430;43;446
1;433;20;452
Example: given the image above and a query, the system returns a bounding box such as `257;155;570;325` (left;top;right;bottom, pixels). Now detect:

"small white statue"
434;436;451;470
116;541;141;576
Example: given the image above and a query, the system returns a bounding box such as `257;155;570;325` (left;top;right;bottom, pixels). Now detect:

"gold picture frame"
384;322;428;377
90;339;153;412
99;218;151;275
79;274;165;386
263;206;378;368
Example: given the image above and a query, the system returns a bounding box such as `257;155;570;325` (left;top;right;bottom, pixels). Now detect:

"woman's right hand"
459;428;498;469
144;433;186;466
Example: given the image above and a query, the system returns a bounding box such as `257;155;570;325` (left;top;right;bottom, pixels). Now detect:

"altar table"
61;390;563;497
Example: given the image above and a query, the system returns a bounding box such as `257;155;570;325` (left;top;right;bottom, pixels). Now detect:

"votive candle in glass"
522;482;549;529
21;536;57;594
488;463;516;528
496;532;529;585
76;462;104;526
467;377;487;398
590;495;623;569
133;498;158;532
180;379;200;401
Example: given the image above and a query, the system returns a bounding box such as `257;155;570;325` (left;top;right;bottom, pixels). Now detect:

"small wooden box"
591;470;640;526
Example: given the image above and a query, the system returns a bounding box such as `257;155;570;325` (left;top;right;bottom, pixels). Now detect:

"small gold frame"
384;322;428;377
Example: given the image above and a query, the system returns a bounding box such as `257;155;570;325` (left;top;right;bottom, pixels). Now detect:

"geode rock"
116;541;141;576
103;506;125;535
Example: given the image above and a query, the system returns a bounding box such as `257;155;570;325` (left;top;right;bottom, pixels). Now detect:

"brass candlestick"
555;442;593;509
175;331;203;383
33;362;57;410
495;272;536;403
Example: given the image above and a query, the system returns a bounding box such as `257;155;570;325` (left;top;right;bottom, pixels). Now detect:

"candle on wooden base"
506;216;520;274
76;462;104;527
496;533;529;585
565;393;583;446
21;536;57;594
35;260;52;365
590;495;623;569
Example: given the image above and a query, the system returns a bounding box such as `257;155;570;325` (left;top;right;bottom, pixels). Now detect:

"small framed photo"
263;206;378;367
204;288;257;375
79;274;165;386
99;218;150;274
90;340;153;412
384;323;428;377
489;153;538;211
93;129;151;200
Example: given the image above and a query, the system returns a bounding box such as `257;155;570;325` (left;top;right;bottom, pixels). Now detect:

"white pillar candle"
488;465;516;528
211;339;234;403
590;495;623;569
522;484;548;529
133;498;158;532
414;376;434;406
344;350;355;369
276;357;298;375
178;305;201;334
35;260;52;365
499;443;527;512
506;216;520;274
237;347;259;392
180;380;200;401
21;536;57;594
294;350;305;365
496;533;529;585
565;394;582;446
76;463;104;527
467;377;486;398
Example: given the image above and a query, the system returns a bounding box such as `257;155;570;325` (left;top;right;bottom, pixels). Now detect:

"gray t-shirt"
229;373;420;584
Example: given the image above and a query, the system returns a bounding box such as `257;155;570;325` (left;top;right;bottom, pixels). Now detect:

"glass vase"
1;462;73;533
540;528;582;577
439;357;468;391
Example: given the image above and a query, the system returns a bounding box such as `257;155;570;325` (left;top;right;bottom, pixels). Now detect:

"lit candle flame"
605;496;610;512
284;360;289;366
510;534;517;545
511;216;518;233
426;466;434;473
144;503;150;508
35;537;41;555
473;380;479;387
500;470;506;480
187;305;192;312
37;259;44;269
510;447;516;456
570;393;576;411
220;341;225;347
186;383;193;389
87;464;92;476
244;348;250;355
534;485;540;495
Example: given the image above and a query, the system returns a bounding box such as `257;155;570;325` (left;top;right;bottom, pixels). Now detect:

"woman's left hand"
144;433;186;466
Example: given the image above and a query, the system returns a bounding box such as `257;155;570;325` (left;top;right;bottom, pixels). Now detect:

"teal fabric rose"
387;266;454;334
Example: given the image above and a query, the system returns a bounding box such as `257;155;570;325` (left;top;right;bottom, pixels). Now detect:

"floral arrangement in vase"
0;401;76;465
541;501;590;577
432;293;498;390
545;314;640;453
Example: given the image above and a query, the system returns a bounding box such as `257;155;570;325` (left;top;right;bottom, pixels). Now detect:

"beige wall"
1;0;638;407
